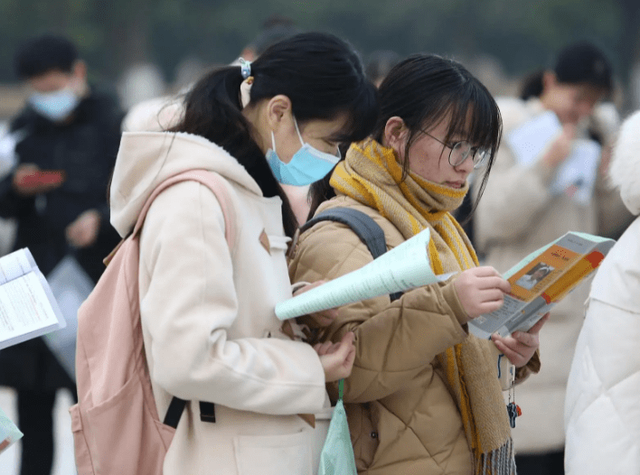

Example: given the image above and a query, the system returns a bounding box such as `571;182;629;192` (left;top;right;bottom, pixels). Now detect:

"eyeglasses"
422;131;490;169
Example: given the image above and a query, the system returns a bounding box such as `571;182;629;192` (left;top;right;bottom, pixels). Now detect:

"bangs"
442;83;502;155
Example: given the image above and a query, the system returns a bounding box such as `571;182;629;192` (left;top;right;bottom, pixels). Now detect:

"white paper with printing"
0;248;66;350
276;228;451;320
507;111;600;204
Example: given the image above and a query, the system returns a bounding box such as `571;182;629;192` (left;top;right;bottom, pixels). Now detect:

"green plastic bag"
318;380;358;475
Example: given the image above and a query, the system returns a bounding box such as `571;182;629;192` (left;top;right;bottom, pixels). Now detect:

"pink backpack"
69;170;236;475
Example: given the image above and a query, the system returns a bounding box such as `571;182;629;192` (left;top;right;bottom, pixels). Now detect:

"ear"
383;116;408;156
265;95;293;131
72;60;87;80
240;47;256;62
542;71;558;92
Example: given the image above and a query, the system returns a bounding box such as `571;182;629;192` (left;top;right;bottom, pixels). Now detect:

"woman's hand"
542;124;576;169
491;313;549;367
293;280;339;327
314;332;356;382
66;209;101;248
453;267;511;320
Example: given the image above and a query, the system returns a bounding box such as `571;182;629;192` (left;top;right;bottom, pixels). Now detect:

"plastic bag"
44;255;94;381
317;380;357;475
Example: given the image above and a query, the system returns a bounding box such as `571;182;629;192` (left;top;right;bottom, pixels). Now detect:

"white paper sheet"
507;111;600;204
0;248;66;350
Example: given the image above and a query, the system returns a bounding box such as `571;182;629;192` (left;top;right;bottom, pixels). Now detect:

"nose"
454;153;475;176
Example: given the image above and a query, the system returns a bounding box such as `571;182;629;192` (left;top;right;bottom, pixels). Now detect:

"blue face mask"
29;88;79;122
266;118;341;186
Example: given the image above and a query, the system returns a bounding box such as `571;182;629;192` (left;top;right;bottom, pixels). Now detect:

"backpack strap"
301;207;402;301
135;170;237;428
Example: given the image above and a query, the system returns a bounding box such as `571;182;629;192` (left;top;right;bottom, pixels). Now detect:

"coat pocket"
234;429;314;475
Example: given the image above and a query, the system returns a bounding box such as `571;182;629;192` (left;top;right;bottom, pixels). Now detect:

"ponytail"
170;32;378;237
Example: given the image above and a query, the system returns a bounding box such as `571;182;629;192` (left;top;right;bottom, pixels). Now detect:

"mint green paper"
277;228;450;320
0;405;23;454
318;380;357;475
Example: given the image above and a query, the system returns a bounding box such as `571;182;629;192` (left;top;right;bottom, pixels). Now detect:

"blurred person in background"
564;109;640;475
473;40;633;475
0;34;123;475
365;49;400;87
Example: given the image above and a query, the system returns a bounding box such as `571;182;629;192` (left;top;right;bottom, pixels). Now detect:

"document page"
0;248;66;350
507;111;601;203
469;232;614;339
277;228;450;320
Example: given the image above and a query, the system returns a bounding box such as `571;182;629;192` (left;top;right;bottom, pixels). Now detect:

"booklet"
506;111;601;204
0;405;23;455
276;228;452;320
43;255;94;381
0;248;66;350
469;231;615;339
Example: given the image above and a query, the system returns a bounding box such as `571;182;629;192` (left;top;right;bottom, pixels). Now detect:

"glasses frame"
421;130;489;169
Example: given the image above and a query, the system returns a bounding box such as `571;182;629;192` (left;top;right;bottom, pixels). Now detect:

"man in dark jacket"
0;34;123;475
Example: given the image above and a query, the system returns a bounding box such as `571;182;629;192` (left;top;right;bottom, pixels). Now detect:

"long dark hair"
170;32;378;237
309;53;502;221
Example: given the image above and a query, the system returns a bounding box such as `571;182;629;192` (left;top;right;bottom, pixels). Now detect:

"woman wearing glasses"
289;54;543;475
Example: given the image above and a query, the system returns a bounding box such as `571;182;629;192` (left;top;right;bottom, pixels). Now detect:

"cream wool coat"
109;132;330;475
474;97;631;454
564;110;640;474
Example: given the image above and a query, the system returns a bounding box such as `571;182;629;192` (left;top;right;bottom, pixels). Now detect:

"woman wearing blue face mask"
106;32;378;475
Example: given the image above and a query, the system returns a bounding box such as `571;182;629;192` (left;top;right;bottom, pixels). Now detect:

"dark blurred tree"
0;0;638;108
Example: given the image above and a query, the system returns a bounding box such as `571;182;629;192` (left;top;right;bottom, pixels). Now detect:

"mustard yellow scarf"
331;139;515;475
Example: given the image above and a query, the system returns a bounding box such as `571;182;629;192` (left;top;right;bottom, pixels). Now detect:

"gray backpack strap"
301;207;402;301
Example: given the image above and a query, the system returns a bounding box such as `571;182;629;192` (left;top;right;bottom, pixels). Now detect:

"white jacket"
110;132;330;475
564;111;640;474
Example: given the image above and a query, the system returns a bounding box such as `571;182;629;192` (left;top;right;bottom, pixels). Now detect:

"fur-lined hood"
609;110;640;215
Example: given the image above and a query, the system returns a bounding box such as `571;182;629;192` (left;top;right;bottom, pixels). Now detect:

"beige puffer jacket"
289;195;538;475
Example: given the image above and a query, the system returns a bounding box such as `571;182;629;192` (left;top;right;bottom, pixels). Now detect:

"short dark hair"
14;34;78;79
553;41;613;93
520;41;614;100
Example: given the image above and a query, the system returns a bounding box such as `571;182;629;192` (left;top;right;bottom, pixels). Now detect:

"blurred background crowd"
1;1;640;474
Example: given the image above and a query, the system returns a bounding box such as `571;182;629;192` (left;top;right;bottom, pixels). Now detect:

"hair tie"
238;58;252;79
240;76;254;109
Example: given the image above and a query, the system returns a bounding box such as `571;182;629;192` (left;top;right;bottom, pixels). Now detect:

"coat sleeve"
564;298;640;475
289;220;470;403
139;181;326;415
